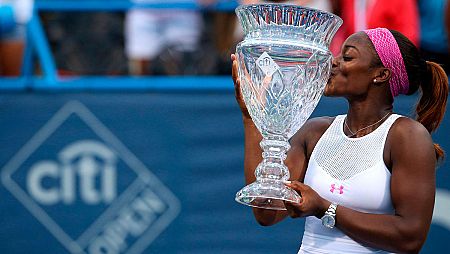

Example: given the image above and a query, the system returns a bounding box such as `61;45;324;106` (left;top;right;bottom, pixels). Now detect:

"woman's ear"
373;68;391;85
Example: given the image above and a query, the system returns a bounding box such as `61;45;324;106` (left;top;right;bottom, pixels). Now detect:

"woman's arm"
337;118;436;253
286;117;436;253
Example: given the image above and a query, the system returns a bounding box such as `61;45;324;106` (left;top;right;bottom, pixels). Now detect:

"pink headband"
364;28;409;97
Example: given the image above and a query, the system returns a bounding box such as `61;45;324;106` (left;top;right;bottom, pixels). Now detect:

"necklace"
344;112;391;137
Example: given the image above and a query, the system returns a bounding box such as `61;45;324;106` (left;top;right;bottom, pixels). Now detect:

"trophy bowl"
235;4;342;210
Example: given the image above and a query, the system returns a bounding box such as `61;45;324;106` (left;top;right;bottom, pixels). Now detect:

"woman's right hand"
231;54;251;119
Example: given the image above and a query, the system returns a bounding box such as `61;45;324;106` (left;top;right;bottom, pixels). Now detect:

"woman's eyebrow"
343;45;360;54
342;44;359;54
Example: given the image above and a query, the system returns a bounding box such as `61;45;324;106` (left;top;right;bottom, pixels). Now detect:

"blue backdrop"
0;92;449;253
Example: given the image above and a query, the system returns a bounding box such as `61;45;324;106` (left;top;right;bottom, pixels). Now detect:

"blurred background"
0;0;449;253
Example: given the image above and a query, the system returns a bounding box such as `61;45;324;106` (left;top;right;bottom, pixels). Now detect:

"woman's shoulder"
389;115;431;139
303;116;336;133
291;116;336;144
387;115;434;154
385;116;436;174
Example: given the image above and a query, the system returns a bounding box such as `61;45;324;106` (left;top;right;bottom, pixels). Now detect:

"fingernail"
283;180;291;184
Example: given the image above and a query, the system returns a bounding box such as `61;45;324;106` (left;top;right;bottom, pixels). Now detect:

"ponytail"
416;61;449;160
385;30;448;161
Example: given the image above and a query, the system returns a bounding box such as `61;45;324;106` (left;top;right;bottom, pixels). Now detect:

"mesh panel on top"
313;114;402;181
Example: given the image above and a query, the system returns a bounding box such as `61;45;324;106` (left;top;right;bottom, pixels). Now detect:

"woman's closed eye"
343;55;353;61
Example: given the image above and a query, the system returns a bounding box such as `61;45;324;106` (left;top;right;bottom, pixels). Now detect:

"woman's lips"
328;72;336;83
328;69;338;83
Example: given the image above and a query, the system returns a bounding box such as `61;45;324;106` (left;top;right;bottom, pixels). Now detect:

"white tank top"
299;114;403;254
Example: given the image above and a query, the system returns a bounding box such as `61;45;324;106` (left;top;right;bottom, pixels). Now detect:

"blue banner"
0;92;448;253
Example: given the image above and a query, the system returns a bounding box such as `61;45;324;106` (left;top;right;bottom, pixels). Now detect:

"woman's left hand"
284;181;330;219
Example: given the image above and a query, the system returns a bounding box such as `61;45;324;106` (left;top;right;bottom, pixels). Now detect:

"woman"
231;28;448;253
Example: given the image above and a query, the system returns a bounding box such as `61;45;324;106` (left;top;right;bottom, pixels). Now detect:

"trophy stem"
256;135;290;181
235;135;301;210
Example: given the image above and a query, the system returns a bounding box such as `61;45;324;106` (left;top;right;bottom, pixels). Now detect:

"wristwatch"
321;202;338;229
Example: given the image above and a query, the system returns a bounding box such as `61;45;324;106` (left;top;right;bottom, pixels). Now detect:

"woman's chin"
324;78;343;97
324;83;334;97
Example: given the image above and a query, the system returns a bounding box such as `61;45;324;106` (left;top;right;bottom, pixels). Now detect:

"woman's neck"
345;99;393;137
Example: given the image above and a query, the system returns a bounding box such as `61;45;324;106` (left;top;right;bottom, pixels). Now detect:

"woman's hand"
231;54;251;119
284;181;330;219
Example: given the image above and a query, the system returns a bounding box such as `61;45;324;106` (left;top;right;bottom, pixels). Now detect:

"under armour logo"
330;184;344;194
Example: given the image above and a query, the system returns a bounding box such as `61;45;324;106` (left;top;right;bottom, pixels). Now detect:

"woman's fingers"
232;62;239;84
284;201;302;218
231;56;242;101
231;54;238;82
285;200;302;209
284;181;303;217
284;180;307;195
284;201;297;218
232;58;242;99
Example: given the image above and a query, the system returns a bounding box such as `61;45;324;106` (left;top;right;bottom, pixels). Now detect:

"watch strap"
325;202;338;216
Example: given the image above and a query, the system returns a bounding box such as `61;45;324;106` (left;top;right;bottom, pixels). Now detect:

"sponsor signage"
1;101;180;254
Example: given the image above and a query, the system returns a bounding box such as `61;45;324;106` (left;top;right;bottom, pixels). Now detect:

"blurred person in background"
331;0;419;55
198;0;336;75
0;0;33;76
43;12;127;75
419;0;450;74
125;0;204;75
199;0;242;75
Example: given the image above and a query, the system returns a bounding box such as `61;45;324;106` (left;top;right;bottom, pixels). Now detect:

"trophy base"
235;179;301;210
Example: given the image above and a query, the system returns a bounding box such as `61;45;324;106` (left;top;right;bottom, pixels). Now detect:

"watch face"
322;215;335;228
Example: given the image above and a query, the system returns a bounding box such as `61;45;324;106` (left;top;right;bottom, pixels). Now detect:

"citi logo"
258;56;272;67
256;52;279;76
27;140;117;205
1;101;180;254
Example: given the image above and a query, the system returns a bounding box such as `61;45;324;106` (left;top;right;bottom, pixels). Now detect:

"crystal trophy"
235;4;342;210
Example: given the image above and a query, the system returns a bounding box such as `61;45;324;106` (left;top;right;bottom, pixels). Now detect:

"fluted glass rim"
235;3;343;48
